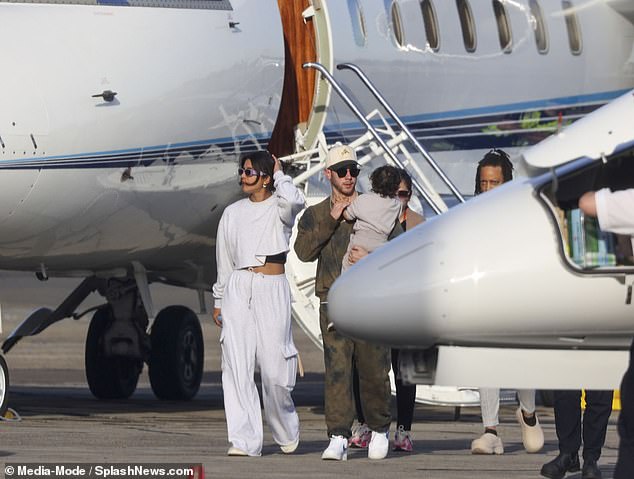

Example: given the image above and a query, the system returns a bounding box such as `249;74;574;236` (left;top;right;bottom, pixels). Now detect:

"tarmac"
0;273;621;478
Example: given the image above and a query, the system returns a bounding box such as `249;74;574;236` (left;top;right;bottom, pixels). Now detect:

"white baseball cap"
325;144;359;170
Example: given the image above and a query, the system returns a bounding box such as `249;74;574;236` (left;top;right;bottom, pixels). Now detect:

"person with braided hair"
470;149;545;456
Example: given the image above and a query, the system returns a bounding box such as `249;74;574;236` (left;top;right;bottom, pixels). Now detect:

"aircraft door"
537;148;634;321
269;0;333;157
0;170;41;228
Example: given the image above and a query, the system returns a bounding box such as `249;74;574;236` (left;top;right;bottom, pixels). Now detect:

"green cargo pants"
320;302;391;438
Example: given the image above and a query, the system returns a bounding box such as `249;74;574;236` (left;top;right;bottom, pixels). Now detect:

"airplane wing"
522;90;634;170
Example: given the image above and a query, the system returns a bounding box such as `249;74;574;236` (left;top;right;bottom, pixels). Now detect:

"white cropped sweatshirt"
212;171;306;309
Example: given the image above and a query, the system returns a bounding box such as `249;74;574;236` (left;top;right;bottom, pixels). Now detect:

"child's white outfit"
212;170;305;456
341;192;401;272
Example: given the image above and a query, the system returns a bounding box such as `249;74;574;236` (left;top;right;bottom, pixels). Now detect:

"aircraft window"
529;0;548;54
347;0;368;47
391;1;406;48
456;0;476;53
562;1;582;55
542;150;634;272
420;0;440;51
492;0;512;53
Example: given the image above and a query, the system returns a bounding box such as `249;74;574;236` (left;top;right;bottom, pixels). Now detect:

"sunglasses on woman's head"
331;166;360;178
397;190;411;198
238;167;266;178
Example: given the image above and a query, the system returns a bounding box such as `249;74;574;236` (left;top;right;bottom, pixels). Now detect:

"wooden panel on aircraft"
269;0;317;157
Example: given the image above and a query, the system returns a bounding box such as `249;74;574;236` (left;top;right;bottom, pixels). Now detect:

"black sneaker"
582;460;602;479
540;452;581;479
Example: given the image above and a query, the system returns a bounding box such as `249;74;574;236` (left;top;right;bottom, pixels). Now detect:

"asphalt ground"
0;272;621;478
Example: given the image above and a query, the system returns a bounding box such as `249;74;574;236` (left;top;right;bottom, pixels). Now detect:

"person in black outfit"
579;188;634;479
540;390;612;479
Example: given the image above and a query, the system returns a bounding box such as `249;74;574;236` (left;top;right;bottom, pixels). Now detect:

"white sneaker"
321;435;348;461
516;408;544;453
368;430;389;460
227;446;248;456
280;438;299;454
471;432;504;455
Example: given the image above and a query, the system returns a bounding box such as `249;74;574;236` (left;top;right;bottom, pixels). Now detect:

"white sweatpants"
479;388;536;428
220;269;299;456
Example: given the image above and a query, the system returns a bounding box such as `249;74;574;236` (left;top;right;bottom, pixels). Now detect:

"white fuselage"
0;0;632;288
328;171;634;348
325;90;634;389
0;1;284;284
327;89;634;351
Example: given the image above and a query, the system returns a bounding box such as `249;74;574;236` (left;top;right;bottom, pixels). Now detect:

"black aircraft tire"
0;354;9;417
85;307;142;400
149;306;204;400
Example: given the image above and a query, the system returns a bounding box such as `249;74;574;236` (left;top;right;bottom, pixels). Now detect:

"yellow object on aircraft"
581;390;620;411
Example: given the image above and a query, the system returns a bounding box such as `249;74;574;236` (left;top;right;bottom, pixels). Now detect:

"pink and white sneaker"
349;422;372;449
393;426;414;452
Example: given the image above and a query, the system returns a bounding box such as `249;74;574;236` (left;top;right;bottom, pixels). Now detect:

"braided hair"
474;149;514;195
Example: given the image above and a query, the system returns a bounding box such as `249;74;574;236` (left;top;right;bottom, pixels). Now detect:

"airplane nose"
327;180;563;348
327;223;444;348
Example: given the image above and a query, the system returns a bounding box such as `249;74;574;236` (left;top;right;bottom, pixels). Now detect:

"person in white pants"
470;150;544;455
472;388;544;455
212;151;305;457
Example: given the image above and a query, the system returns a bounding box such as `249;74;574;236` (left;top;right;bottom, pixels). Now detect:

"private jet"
328;89;634;391
0;0;632;406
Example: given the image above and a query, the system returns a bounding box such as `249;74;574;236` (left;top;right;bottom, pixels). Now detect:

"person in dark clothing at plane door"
539;188;632;479
539;390;612;479
578;187;634;479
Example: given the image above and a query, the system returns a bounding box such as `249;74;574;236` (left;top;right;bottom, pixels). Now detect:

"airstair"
281;62;482;409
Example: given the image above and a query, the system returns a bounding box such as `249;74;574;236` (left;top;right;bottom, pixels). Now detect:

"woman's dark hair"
370;164;401;198
398;168;413;192
474;148;514;195
240;150;275;192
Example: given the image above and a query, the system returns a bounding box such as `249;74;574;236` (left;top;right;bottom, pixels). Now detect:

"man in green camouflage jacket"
294;145;394;461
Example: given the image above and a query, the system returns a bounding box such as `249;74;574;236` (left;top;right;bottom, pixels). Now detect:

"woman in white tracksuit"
212;151;305;457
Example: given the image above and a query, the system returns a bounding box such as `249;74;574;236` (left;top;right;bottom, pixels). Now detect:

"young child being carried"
341;164;402;272
326;164;402;332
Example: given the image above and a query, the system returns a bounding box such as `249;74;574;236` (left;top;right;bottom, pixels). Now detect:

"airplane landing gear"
149;306;204;400
4;273;205;402
85;307;143;399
